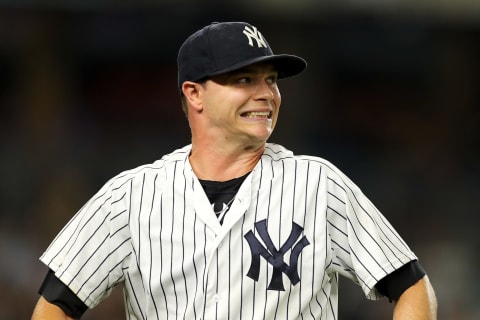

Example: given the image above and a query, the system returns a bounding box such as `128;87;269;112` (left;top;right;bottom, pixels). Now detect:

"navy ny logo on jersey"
244;219;310;291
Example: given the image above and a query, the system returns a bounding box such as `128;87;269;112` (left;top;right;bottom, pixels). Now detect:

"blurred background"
0;1;479;319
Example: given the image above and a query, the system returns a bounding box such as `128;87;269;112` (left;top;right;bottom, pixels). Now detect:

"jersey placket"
193;173;253;319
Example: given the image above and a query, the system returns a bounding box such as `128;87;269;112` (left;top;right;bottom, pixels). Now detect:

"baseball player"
32;21;437;319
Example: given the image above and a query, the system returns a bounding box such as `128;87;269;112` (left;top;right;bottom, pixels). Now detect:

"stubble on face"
200;64;281;147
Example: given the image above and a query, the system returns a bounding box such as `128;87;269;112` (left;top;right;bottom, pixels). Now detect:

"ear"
182;81;204;112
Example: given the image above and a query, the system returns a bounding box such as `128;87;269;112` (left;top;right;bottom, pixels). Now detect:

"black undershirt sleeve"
37;260;424;316
375;260;426;302
38;269;89;319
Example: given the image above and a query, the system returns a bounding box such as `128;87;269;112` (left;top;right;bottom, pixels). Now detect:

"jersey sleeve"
326;167;418;300
375;260;426;301
39;176;133;309
39;269;89;318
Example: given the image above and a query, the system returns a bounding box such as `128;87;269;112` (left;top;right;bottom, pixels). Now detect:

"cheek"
272;105;281;129
273;86;281;105
210;90;247;109
274;88;281;112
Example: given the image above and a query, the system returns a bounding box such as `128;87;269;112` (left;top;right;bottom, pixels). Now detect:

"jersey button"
213;294;221;302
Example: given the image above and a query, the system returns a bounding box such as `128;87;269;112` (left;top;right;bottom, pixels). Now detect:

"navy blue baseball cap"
177;21;307;91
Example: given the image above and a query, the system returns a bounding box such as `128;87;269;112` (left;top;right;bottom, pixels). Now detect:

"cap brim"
207;54;307;80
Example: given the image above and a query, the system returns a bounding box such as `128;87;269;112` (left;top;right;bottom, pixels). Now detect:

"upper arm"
393;276;438;319
32;296;75;320
375;260;426;301
39;179;131;308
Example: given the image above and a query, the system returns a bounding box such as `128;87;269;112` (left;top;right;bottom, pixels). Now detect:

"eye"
266;75;278;85
237;76;251;84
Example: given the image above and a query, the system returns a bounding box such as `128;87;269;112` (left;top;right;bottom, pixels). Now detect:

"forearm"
31;296;75;320
393;276;437;320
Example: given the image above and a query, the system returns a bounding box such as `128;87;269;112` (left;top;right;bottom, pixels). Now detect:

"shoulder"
264;143;346;175
263;143;362;195
105;145;191;191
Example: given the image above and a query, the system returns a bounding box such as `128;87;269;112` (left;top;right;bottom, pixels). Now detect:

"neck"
189;142;265;181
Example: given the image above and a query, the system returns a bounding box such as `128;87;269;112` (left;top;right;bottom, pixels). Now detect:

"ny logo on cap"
243;26;268;49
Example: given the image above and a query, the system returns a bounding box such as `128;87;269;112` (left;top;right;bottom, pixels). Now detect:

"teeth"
244;111;270;118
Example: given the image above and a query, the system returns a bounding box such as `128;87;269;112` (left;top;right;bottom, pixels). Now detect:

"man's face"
200;63;281;146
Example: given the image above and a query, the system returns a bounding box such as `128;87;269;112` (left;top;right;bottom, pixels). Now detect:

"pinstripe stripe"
147;173;160;320
169;162;179;316
40;144;417;319
159;192;170;318
180;167;189;320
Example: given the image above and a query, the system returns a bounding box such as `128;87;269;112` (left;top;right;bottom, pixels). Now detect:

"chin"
250;133;272;144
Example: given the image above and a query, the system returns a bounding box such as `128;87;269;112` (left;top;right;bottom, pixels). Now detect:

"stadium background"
0;1;479;319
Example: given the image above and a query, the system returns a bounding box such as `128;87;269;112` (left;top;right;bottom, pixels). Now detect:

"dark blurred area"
0;1;479;319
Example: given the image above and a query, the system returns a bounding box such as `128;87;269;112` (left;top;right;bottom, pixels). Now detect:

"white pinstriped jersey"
40;143;417;320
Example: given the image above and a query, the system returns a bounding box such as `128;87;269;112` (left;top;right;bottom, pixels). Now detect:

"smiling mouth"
241;111;272;119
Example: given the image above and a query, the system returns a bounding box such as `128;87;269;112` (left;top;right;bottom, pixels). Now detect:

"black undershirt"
376;259;426;301
38;173;425;317
199;172;250;224
39;269;88;319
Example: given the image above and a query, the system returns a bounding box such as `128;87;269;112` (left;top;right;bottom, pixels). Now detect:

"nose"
255;81;275;101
